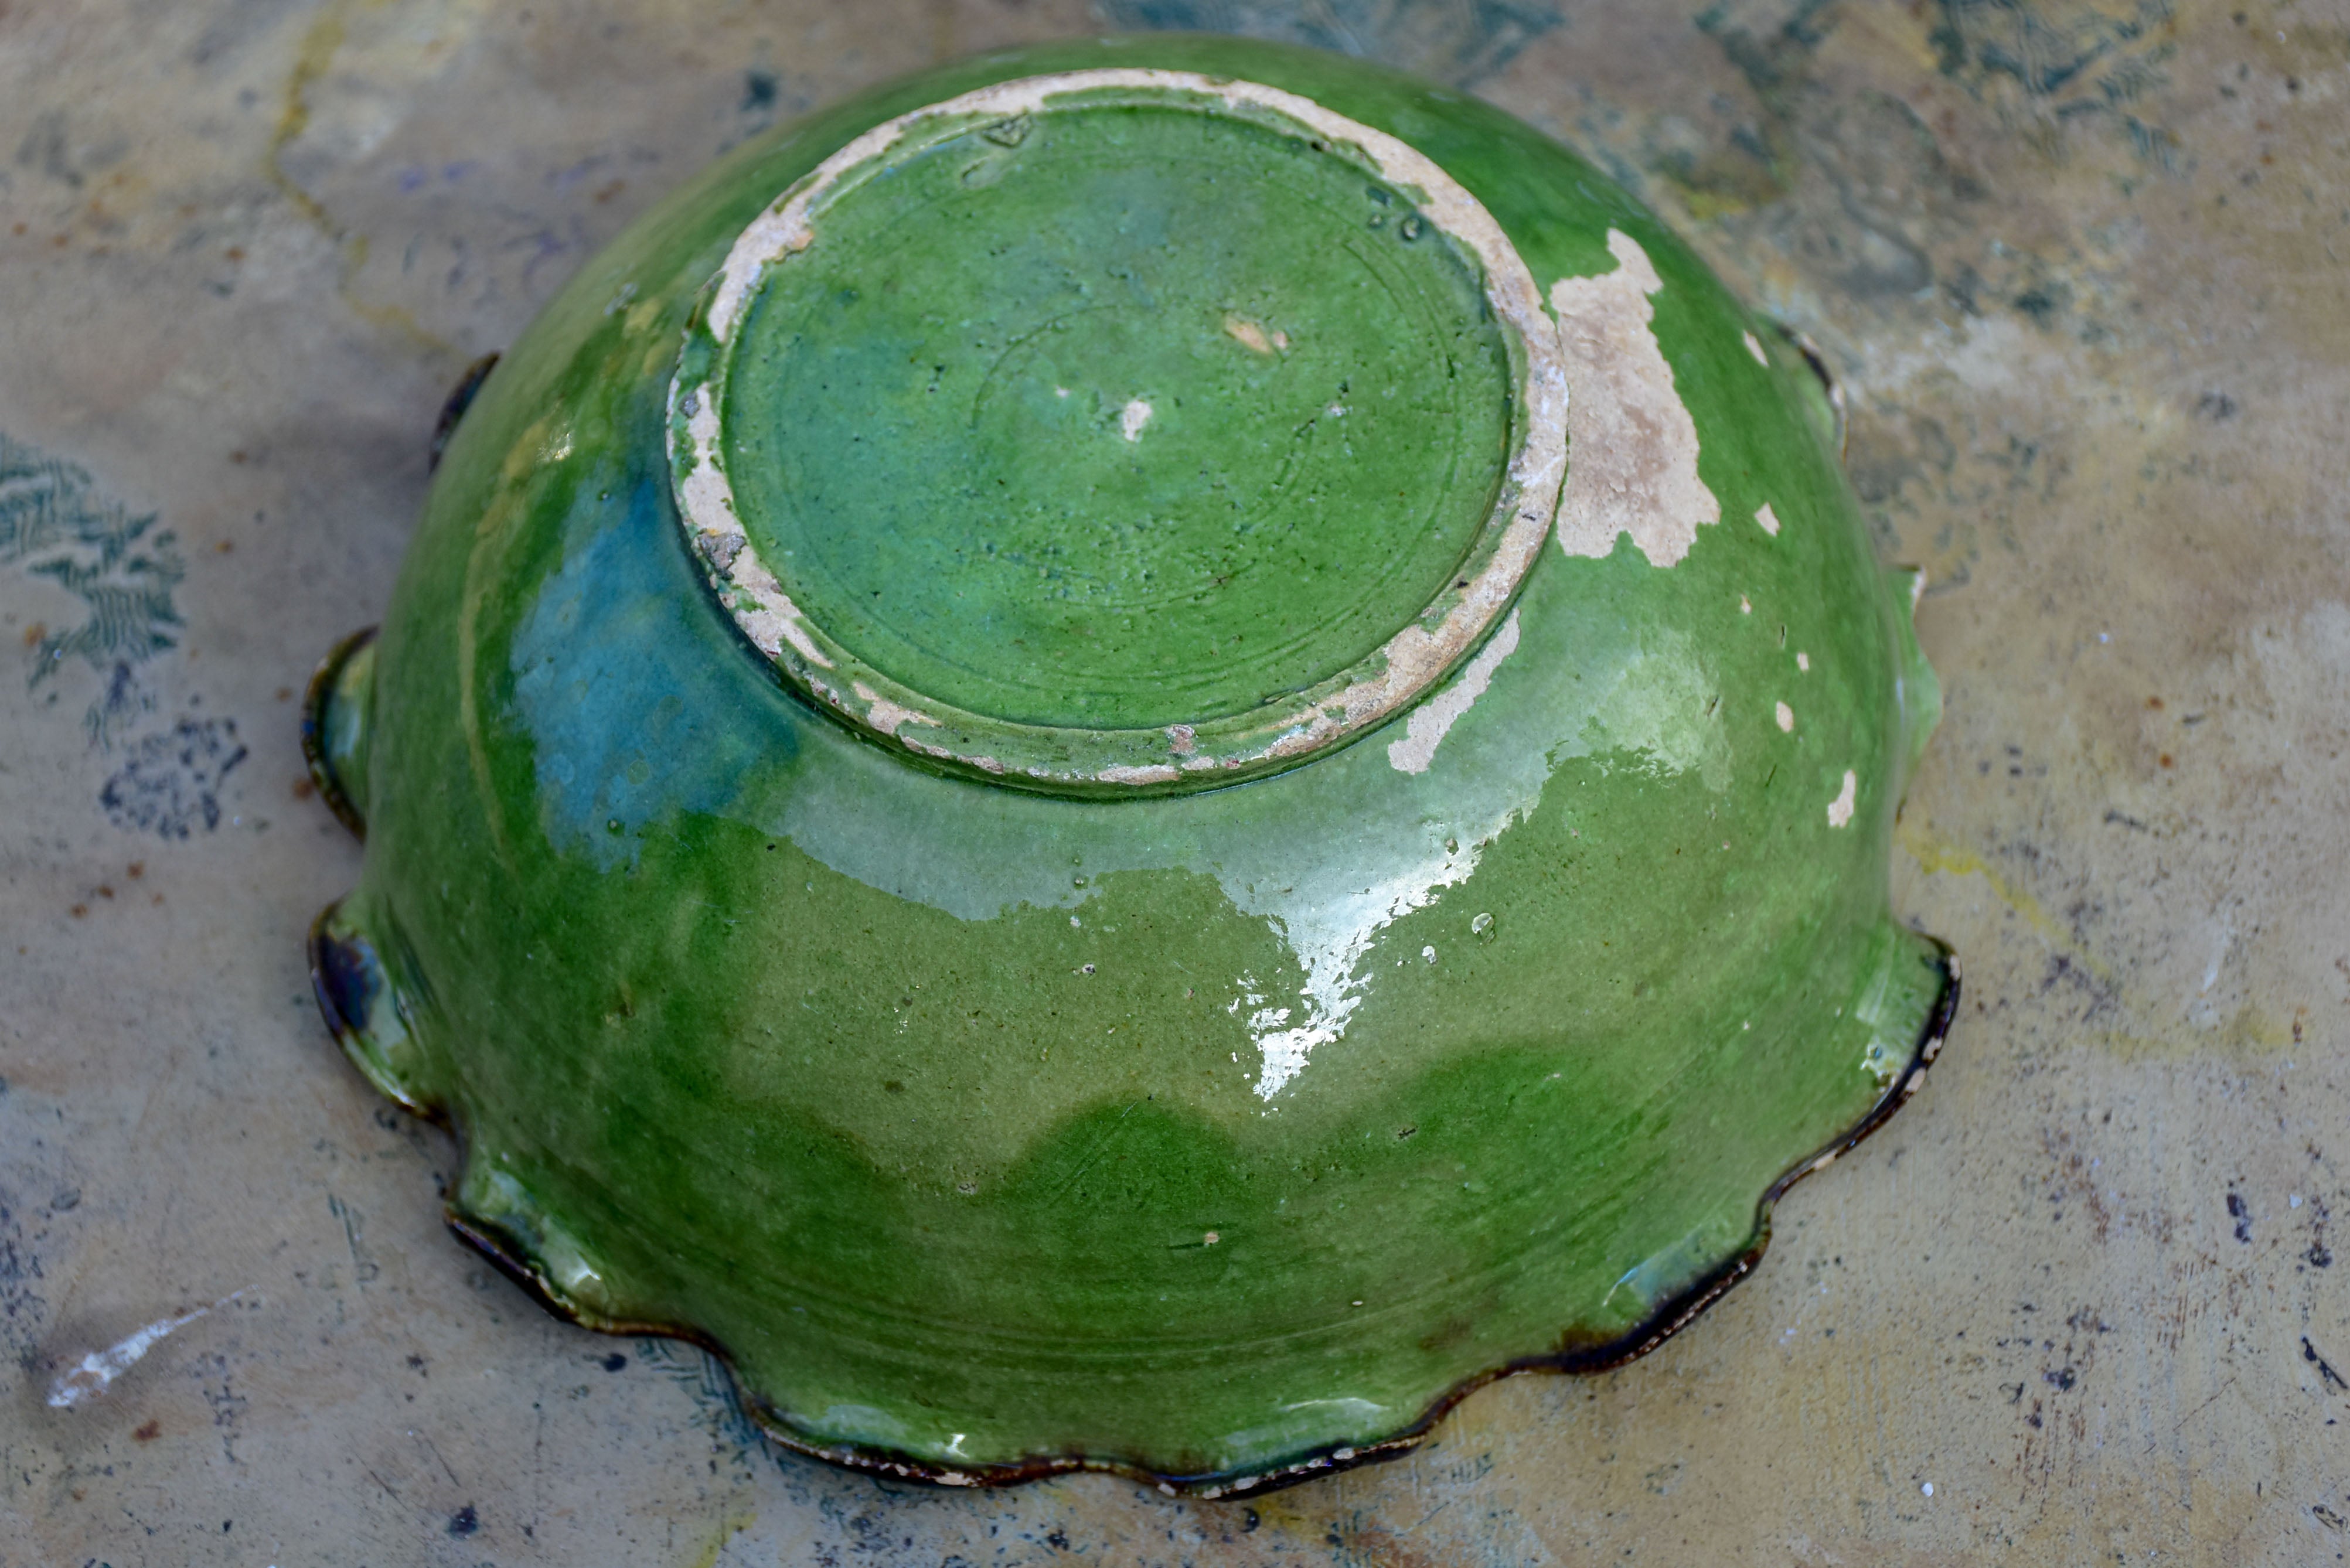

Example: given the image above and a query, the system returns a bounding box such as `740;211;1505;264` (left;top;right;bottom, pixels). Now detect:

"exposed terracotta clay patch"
1221;314;1286;354
1385;609;1523;775
1549;230;1721;567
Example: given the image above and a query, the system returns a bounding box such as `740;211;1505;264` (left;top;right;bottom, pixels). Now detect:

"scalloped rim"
309;897;1956;1499
299;625;378;841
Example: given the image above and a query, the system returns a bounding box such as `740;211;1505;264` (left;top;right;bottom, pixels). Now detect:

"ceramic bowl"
304;35;1955;1496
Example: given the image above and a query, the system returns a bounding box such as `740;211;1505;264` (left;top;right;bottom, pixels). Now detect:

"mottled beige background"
3;1;2347;1563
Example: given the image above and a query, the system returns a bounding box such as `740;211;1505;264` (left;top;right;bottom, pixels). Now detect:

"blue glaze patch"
509;462;798;868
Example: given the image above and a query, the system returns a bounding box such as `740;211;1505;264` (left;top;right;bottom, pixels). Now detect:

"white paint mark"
1387;609;1521;774
1549;230;1721;566
1827;769;1858;827
1755;501;1780;537
1796;652;1810;672
1743;329;1769;366
1776;701;1794;732
1119;398;1153;442
47;1292;244;1409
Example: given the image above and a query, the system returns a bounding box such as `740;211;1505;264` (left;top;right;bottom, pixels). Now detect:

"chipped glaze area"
1828;768;1859;827
310;36;1950;1495
1549;229;1721;566
665;69;1569;795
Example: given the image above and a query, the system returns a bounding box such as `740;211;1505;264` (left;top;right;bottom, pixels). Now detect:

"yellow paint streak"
263;0;454;353
262;1;347;232
1898;822;2117;987
679;1507;757;1568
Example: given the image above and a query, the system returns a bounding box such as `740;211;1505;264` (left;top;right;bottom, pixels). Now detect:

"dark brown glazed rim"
302;324;1949;1500
312;894;1957;1500
298;625;376;841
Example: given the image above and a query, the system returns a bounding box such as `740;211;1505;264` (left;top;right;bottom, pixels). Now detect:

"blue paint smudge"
0;429;186;745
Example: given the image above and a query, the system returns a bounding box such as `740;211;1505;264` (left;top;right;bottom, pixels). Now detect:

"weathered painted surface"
2;1;2347;1563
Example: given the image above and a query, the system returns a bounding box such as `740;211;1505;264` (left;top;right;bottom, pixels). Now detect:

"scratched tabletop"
4;1;2347;1563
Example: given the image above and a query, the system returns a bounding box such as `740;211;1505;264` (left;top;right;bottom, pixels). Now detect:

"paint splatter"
0;1187;52;1362
3;430;250;833
100;718;248;837
1;430;185;745
1929;0;2184;169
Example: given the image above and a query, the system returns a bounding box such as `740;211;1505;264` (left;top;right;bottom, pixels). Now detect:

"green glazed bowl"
304;34;1955;1497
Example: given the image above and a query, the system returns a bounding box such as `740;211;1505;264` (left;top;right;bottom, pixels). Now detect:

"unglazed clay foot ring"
666;70;1568;796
